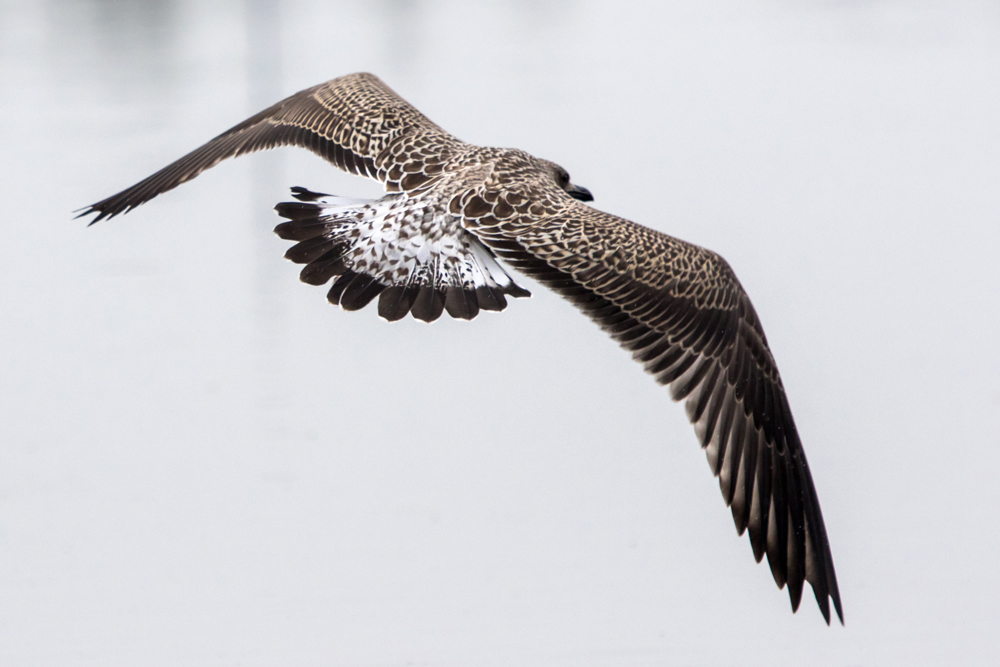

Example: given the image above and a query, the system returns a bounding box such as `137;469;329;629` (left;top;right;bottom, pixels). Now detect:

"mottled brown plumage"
79;72;843;624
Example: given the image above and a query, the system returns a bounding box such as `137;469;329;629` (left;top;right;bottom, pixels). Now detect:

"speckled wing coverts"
79;72;843;624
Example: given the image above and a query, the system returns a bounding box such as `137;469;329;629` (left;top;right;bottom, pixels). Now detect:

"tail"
274;187;530;323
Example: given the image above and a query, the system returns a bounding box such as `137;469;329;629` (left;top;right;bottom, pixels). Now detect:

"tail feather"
299;249;349;286
378;285;419;322
274;218;329;241
475;285;508;312
284;234;344;263
290;186;332;202
339;273;386;311
274;187;530;322
326;271;357;305
445;286;480;321
411;287;446;323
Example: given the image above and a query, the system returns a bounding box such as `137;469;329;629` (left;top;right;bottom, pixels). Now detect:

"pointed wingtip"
817;590;832;625
833;594;844;626
76;202;123;225
74;205;100;224
785;562;842;626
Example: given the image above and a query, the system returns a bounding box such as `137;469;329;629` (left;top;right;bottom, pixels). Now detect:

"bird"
79;72;843;624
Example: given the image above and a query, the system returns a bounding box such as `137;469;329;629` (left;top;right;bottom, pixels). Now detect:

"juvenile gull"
80;72;843;624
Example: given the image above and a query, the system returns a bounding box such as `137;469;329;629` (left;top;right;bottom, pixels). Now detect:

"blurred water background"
1;0;999;664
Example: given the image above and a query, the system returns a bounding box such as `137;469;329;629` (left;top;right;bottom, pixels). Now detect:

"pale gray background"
2;0;998;665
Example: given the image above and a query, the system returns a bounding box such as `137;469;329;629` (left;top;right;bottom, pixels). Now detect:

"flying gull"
79;72;843;624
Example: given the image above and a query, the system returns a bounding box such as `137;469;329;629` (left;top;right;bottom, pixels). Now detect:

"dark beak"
568;184;594;202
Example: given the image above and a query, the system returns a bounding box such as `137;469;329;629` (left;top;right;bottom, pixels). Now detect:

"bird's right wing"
80;72;464;222
462;197;843;623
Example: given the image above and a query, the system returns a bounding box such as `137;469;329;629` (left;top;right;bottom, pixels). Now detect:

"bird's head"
543;160;594;202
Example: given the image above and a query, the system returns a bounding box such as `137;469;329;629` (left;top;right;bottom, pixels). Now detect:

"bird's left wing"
461;198;842;623
79;72;464;222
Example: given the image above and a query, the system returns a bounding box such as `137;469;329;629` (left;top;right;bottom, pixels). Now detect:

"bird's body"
81;72;843;624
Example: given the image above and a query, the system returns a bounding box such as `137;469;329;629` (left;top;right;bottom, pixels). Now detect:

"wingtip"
76;201;127;225
833;593;844;626
808;590;844;625
787;576;804;614
74;205;100;224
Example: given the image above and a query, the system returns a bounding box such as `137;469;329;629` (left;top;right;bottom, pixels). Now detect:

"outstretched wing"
79;72;464;222
463;198;843;624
